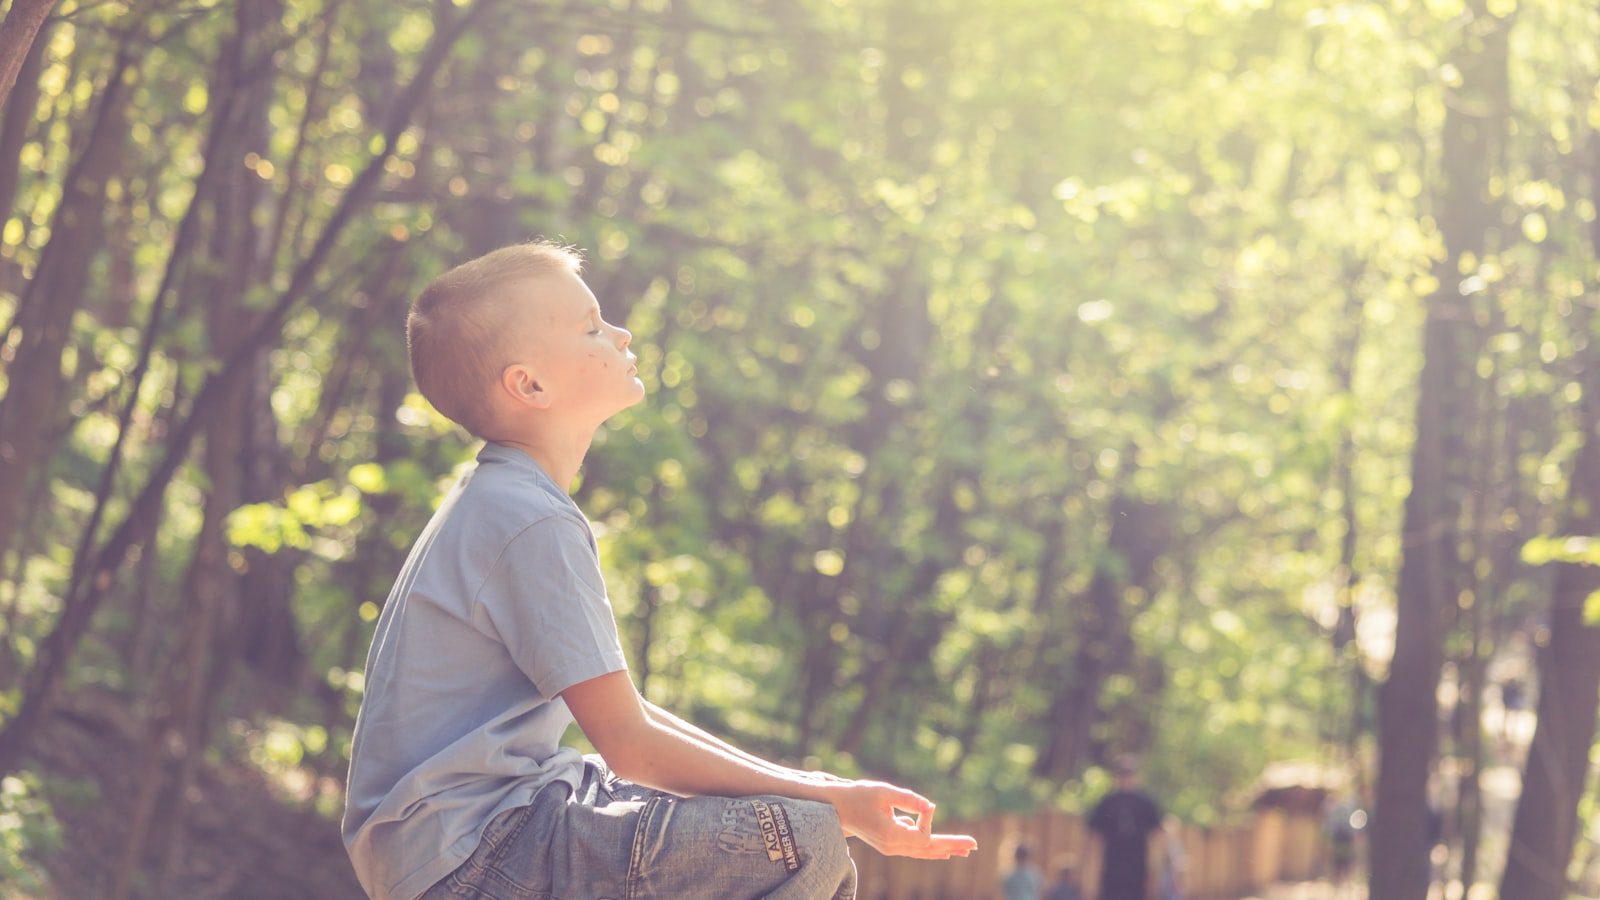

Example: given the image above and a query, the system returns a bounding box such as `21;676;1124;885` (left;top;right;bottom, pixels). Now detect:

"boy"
342;241;976;900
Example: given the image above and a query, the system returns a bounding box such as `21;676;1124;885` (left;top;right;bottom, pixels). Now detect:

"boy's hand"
827;780;977;860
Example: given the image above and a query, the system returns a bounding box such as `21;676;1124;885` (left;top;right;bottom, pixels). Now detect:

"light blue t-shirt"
1003;865;1043;900
342;442;630;900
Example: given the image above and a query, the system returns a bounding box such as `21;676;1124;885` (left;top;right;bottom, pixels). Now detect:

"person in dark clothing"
1086;755;1164;900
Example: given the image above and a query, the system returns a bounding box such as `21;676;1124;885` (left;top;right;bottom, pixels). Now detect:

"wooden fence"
848;806;1325;900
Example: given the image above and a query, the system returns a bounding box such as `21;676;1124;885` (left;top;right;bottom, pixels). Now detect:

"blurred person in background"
1085;755;1165;900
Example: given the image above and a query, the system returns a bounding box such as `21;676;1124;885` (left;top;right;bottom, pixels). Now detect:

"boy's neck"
492;429;594;493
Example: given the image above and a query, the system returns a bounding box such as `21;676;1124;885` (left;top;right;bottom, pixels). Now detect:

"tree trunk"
1452;378;1492;891
1328;267;1368;788
1496;390;1600;899
0;39;134;580
0;10;47;231
1035;491;1169;780
111;2;282;887
149;1;284;881
1368;6;1506;897
1496;132;1600;900
0;0;56;115
1455;282;1519;890
312;241;412;748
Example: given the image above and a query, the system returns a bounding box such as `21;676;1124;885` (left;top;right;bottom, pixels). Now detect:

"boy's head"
406;240;642;438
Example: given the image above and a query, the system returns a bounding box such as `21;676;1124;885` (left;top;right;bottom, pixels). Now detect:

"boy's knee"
789;799;852;884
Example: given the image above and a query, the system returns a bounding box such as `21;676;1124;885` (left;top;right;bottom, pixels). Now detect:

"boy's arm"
562;670;975;860
565;671;841;804
640;699;849;785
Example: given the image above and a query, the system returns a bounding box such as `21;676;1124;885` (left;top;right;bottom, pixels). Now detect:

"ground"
12;689;362;900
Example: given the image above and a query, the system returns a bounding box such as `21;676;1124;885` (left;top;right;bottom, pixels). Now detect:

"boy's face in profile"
501;268;643;425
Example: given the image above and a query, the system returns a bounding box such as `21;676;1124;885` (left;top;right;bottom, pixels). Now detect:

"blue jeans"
419;755;857;899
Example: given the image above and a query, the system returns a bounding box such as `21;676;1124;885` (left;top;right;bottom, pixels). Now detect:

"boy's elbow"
560;669;659;782
593;720;660;783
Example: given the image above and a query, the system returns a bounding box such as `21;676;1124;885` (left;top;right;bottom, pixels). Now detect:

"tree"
0;0;57;114
1497;165;1600;900
1368;4;1508;895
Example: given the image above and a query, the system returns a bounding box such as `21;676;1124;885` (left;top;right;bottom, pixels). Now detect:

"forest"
0;0;1596;897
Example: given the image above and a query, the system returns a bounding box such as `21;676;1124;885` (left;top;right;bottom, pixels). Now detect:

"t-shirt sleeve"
1141;795;1163;833
473;515;630;699
1087;798;1110;835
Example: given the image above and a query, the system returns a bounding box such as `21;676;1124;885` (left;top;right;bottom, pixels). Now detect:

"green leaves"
226;484;357;554
0;773;63;894
1521;537;1600;626
8;0;1597;846
1521;535;1600;567
226;462;431;554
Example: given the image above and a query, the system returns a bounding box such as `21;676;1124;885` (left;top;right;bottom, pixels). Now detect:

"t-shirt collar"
477;441;559;489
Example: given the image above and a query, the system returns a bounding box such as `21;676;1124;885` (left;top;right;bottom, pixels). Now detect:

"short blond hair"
406;240;584;437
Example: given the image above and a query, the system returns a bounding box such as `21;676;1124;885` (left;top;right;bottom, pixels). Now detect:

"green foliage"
1521;535;1600;568
0;774;64;894
1521;536;1600;625
227;482;359;554
3;0;1598;853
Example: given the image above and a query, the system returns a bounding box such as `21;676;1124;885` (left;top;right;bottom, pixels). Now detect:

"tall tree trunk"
150;1;284;882
1368;6;1506;897
0;10;47;231
0;0;56;114
112;2;282;888
791;0;947;753
794;249;930;751
1329;267;1368;788
1035;491;1169;780
1496;137;1600;900
0;37;134;582
950;641;1000;778
1455;284;1519;890
1452;367;1493;892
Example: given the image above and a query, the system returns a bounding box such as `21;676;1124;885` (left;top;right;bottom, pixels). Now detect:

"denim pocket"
417;807;527;900
478;803;536;865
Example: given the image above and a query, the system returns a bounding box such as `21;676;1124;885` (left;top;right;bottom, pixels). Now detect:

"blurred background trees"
0;0;1595;896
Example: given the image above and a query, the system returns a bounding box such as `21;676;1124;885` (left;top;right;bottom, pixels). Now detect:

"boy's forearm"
612;714;839;804
642;701;845;785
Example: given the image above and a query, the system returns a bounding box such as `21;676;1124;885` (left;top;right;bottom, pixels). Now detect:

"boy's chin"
613;387;647;414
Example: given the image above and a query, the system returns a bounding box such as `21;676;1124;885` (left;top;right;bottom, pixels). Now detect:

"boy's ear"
501;363;550;408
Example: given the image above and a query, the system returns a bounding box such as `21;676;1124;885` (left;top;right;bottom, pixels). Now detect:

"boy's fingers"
884;785;934;814
932;832;978;851
886;786;937;836
898;838;975;860
883;828;977;858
